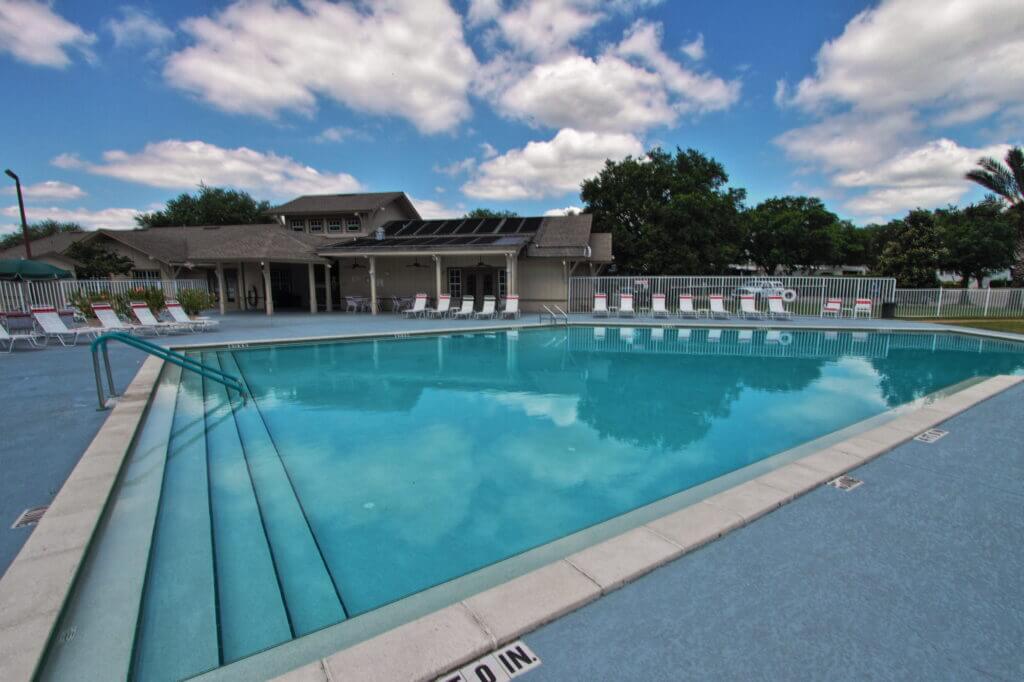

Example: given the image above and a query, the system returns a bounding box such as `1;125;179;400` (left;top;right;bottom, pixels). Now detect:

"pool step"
216;351;347;634
201;352;293;663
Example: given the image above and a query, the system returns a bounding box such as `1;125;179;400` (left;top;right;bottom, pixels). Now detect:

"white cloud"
784;0;1024;118
314;126;355;144
3;180;85;201
2;204;139;232
466;0;503;26
51;153;86;169
833;139;1010;189
492;0;603;57
64;139;363;198
0;0;96;67
433;158;477;177
409;196;465;219
679;33;704;60
164;0;477;134
107;6;173;47
462;128;643;200
774;111;919;171
544;206;583;216
479;142;499;159
843;186;968;217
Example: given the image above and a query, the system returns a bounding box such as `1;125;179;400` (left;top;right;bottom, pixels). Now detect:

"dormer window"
346;217;361;232
327;219;342;232
309;218;324;233
290;219;305;232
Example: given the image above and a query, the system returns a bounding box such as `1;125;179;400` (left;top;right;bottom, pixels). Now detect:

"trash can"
881;301;897;319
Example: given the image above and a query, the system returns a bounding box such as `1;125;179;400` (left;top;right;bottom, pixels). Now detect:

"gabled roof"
100;224;328;265
270;191;420;218
0;231;91;260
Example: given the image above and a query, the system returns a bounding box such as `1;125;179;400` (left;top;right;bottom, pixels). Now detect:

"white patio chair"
618;293;636;317
427;294;451;318
651;294;669;318
678;294;699;318
767;296;793;320
130;302;189;333
821;298;843;318
852;298;873;318
93;303;153;335
402;293;428;318
30;305;99;346
475;295;497;319
0;323;43;352
593;293;609;318
166;300;218;331
708;295;731;319
738;295;763;319
452;296;475;318
500;295;520;319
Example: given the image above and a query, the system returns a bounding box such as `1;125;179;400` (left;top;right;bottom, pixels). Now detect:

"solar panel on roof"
383;221;409;236
433;220;461;235
467;235;500;245
455;219;482;235
476;218;503;234
520;217;543;233
392;221;424;236
498;218;523;234
413;221;443;236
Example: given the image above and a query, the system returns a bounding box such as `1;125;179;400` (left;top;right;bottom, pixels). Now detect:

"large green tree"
875;210;947;287
135;185;271;227
0;219;83;251
65;239;135;278
462;208;519;219
965;146;1024;284
744;196;840;274
581;147;745;274
936;199;1016;287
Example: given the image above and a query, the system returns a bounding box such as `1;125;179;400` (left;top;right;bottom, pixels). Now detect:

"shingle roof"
102;224;328;264
0;231;90;260
270;192;417;216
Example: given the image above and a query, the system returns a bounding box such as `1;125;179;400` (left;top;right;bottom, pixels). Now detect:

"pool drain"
11;506;48;529
828;475;863;492
914;428;948;444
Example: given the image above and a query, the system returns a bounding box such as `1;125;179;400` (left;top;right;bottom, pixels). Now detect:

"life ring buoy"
246;285;260;309
782;289;798;302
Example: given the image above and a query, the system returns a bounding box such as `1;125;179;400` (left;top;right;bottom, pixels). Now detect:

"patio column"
261;261;274;316
307;262;318;314
368;256;378;315
433;254;442;299
505;252;517;296
324;262;333;312
215;262;227;316
236;261;245;310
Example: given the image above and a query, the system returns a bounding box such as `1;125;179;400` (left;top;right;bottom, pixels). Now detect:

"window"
132;269;160;280
447;268;462;298
346;217;361;232
498;269;507;299
309;218;324;233
290;219;305;232
328;219;342;232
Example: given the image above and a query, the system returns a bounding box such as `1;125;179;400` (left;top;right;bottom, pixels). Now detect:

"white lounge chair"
30;305;98;346
618;293;636;317
767;296;793;320
852;298;873;318
708;295;730;319
500;295;520;319
0;323;43;352
475;295;497;319
593;293;609;318
452;296;475;318
166;300;219;331
427;295;451;318
821;298;843;318
651;293;669;318
93;302;154;335
677;294;699;318
130;302;188;333
738;295;762;319
402;293;428;318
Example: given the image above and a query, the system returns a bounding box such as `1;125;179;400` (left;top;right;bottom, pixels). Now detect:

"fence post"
983;287;991;317
936;287;943;317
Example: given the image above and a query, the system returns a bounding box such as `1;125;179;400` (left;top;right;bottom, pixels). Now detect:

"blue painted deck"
525;381;1024;680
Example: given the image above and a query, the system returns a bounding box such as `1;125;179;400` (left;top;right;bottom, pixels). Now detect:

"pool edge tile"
703;479;793;522
565;527;683;594
645;500;744;553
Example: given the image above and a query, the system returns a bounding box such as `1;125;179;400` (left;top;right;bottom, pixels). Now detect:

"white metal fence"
893;288;1024;319
568;276;896;318
0;279;209;312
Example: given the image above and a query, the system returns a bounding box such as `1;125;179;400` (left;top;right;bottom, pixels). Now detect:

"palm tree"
966;146;1024;284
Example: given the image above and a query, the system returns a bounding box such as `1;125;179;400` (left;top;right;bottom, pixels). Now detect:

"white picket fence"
568;276;896;318
893;288;1024;319
0;278;209;312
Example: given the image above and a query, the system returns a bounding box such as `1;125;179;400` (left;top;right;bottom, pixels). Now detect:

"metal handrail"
90;332;246;410
541;304;569;324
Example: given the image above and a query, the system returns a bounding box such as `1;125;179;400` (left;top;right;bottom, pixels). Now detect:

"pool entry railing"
90;332;246;410
541;304;569;324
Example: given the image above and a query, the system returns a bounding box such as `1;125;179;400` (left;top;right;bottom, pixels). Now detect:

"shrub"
67;289;131;319
127;286;166;313
177;288;216;316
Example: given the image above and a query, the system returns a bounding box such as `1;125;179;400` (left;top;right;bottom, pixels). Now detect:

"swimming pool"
39;327;1024;680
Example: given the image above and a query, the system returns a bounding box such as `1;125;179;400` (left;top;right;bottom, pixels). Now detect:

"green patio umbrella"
0;259;72;281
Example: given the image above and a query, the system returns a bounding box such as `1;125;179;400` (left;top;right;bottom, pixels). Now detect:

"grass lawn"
926;319;1024;334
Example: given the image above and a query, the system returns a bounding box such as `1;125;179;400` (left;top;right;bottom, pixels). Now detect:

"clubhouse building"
1;192;613;314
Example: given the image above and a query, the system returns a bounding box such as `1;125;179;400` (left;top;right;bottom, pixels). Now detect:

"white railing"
569;276;896;318
0;279;209;312
894;288;1024;319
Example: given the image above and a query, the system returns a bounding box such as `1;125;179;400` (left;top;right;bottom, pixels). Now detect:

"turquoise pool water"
40;327;1024;681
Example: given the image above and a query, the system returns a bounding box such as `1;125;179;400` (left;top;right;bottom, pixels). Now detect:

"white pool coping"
0;322;1021;681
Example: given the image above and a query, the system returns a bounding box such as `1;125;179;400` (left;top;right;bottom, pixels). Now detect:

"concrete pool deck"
1;311;1023;680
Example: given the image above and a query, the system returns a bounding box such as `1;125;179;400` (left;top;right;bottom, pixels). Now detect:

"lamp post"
4;169;32;259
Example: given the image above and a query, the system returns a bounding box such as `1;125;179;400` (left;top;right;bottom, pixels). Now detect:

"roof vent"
374;227;385;241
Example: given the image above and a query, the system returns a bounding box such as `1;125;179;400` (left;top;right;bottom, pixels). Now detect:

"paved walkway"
524;381;1024;680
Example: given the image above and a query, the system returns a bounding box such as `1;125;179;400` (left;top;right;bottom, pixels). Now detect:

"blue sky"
0;0;1021;235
